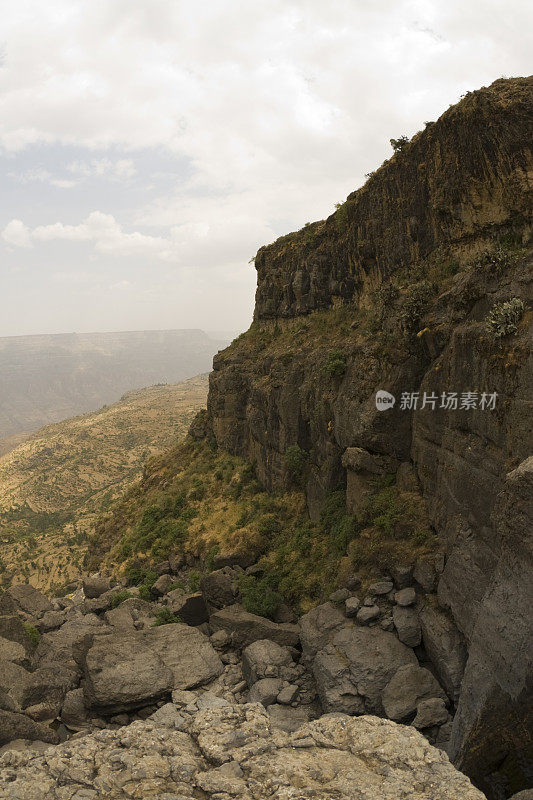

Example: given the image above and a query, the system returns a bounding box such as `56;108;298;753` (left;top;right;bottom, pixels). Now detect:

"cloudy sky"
0;0;531;337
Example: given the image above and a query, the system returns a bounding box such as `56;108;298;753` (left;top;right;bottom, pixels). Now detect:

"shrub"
239;575;282;620
322;349;348;379
23;623;40;648
400;280;434;330
153;607;181;626
485;298;525;338
284;445;308;487
188;570;201;592
390;135;410;152
110;589;132;608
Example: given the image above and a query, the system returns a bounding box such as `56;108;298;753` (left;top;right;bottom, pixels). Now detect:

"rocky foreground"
0;702;485;800
0;571;512;798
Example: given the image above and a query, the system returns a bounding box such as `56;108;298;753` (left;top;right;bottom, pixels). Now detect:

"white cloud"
8;168;77;188
2;219;32;248
67;157;137;180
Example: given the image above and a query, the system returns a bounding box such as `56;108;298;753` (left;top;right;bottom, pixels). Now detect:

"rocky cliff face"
206;77;533;797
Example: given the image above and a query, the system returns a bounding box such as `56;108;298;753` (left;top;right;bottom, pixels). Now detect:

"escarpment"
206;76;533;797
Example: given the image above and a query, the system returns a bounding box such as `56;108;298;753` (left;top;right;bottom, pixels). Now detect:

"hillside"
0;375;208;591
0;328;226;439
85;77;533;799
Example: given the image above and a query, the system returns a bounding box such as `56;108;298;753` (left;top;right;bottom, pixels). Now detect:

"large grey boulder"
393;605;421;647
200;569;239;609
5;585;53;617
36;614;105;671
103;597;156;630
242;639;294;686
209;604;299;649
418;602;467;704
0;710;59;746
82;575;111;599
382;664;448;721
166;590;209;625
82;623;223;714
311;624;418;716
248;678;283;706
299;602;347;660
0;702;485;799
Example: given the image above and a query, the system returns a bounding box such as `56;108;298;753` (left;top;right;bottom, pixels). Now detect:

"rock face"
0;702;486;799
204;76;533;794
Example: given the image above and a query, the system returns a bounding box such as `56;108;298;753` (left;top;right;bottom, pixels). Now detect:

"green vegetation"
284;445;308;487
153;607;181;626
23;623;40;648
110;589;132;608
390;135;410;152
400;280;435;330
322;349;348;379
239;574;282;620
485;298;525;338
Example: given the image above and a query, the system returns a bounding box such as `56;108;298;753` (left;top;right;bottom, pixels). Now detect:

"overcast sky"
0;0;531;337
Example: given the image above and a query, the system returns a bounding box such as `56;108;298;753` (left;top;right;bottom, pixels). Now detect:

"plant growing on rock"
239;574;282;620
322;349;348;379
284;445;309;487
390;135;410;152
153;607;181;626
23;623;40;647
400;280;435;330
485;297;525;337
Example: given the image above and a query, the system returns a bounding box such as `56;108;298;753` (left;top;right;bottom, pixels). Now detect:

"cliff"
206;76;533;797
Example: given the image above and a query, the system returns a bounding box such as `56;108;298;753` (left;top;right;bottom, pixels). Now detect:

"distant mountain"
0;329;226;439
0;375;208;590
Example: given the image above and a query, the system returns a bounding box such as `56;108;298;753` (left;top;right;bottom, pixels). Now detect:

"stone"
212;552;256;569
272;602;297;624
209;604;300;649
154;560;171;575
0;701;486;798
393;605;421;647
344;596;360;617
168;552;185;572
396;462;419;492
151;573;174;597
312;625;417;715
418;603;467;704
390;564;414;589
241;639;294;686
61;688;89;731
413;698;450;729
394;587;416;606
166;590;208;625
356;605;380;624
210;629;231;650
37;614;105;671
0;637;27;666
248;678;283;706
6;585;53;617
277;684;299;705
329;588;350;603
82;623;223;713
413;560;437;592
149;702;185;729
382;664;448;721
38;611;64;632
368;580;394;596
0;710;59;746
0;615;34;655
103;597;156;630
82;575;111;599
200;569;239;608
299;602;347;660
344;573;362;591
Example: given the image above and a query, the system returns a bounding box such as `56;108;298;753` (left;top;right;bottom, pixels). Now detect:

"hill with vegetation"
0;375;208;591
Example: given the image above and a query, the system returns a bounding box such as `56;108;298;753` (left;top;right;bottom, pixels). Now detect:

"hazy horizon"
1;0;532;338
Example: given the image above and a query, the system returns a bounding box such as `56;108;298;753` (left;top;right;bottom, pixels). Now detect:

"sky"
0;0;531;338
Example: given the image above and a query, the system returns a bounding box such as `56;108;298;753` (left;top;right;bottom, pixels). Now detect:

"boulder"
82;575;111;599
394;587;416;606
210;604;300;649
6;585;53;617
103;597;156;630
0;637;27;666
151;573;174;597
413;561;437;592
413;698;450;729
19;666;76;721
212;552;255;570
61;688;90;731
0;710;59;746
329;588;351;603
82;623;223;713
390;564;414;589
0;701;487;798
418;603;467;704
242;639;294;686
200;569;239;608
166;590;208;625
356;605;380;624
345;596;361;617
312;625;417;716
83;588;118;614
267;703;315;732
382;664;448;721
393;606;421;647
0;615;34;655
368;580;394;596
277;684;299;705
36;614;105;671
248;678;284;706
299;602;347;660
38;610;64;632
